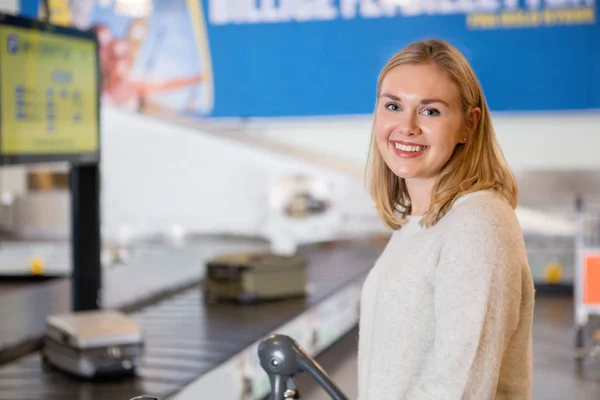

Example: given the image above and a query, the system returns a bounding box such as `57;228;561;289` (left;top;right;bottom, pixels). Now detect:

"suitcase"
203;252;308;304
42;310;144;378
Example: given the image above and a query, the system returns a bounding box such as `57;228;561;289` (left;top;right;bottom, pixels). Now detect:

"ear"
469;107;481;132
461;107;481;144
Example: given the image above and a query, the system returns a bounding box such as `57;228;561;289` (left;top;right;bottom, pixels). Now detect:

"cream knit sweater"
358;190;535;400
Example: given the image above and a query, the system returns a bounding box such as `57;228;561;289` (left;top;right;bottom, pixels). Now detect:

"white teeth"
395;143;425;152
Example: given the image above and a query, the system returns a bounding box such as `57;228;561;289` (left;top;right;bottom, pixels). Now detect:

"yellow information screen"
0;23;99;162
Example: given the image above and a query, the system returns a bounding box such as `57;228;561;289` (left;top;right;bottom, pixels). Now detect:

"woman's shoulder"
437;190;527;271
441;189;521;238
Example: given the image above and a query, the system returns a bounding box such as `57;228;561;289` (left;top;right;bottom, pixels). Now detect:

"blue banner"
197;0;599;118
25;1;599;119
19;0;39;19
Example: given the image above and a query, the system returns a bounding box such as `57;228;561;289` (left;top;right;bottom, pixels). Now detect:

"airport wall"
99;105;383;246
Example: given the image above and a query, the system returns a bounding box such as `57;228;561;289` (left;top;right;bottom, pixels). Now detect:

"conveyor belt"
0;237;270;363
0;242;383;400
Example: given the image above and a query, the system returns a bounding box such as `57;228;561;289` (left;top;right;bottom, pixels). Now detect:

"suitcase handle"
258;334;350;400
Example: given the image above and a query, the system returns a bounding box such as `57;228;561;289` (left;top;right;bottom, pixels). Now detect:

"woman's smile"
390;140;429;158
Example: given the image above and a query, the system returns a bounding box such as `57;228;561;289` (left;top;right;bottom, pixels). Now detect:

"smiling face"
367;40;511;228
374;62;474;185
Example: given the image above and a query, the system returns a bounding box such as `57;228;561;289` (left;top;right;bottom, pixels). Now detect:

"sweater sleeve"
406;203;523;400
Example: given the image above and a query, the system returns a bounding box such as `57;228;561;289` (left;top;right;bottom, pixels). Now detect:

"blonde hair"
366;39;517;230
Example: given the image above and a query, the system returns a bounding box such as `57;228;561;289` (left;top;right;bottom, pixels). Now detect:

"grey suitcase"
42;310;144;378
203;252;309;304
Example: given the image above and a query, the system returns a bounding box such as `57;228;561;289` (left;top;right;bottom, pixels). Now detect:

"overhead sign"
199;0;598;118
208;0;596;26
0;14;99;165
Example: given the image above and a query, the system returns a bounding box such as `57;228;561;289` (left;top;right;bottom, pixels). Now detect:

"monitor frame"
0;12;101;166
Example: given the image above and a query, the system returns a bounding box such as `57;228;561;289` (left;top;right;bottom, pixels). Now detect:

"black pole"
70;162;102;311
575;196;583;213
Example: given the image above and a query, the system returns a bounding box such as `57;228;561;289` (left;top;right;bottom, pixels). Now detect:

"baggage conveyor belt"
0;241;384;400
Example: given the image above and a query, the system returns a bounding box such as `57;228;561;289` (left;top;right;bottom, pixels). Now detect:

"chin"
390;166;421;180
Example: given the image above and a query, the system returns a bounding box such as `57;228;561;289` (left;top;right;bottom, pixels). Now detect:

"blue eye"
385;102;400;111
422;107;440;116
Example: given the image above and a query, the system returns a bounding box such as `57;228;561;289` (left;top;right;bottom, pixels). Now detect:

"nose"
396;111;421;136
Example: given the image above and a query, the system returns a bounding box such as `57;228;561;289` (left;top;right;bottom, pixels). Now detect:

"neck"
405;177;436;216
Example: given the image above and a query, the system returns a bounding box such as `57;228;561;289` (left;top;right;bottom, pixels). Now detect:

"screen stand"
70;162;102;311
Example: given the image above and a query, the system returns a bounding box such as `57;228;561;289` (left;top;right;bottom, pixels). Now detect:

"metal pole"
70;162;102;311
574;196;586;367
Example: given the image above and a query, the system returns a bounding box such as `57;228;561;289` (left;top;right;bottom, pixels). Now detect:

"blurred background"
0;0;598;399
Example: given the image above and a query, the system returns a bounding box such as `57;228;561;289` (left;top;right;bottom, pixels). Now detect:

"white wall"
0;0;18;14
100;106;383;246
245;111;600;172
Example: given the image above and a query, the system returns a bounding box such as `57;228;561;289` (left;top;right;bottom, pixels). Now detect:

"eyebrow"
379;92;450;107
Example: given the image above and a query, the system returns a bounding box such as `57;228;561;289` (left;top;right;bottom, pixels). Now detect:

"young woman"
358;40;535;399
